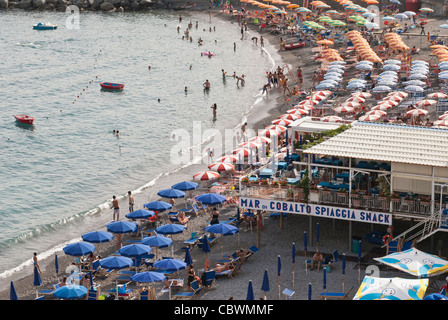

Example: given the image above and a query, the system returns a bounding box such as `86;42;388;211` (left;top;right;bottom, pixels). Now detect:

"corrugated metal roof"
303;122;448;167
290;116;351;132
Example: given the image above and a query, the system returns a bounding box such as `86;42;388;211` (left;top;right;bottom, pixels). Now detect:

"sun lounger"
39;283;60;296
320;286;354;300
88;287;100;300
172;280;203;300
197;236;218;248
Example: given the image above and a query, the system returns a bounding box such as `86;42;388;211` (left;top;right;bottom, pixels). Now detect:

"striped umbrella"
406;108;428;117
321;115;343;122
271;119;292;126
333;106;355;113
258;129;279;138
433;119;448;126
416;99;437;108
359;114;381;122
371;104;390;111
265;125;287;133
287;108;309;115
208;162;234;172
351;92;372;99
346;96;365;103
340;101;360;108
232;148;250;157
366;110;387;117
249;136;271;145
215;155;238;163
427;92;448;99
278;113;300;121
193;170;220;181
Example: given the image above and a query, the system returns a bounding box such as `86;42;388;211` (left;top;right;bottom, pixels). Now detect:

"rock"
44;2;54;9
18;0;32;9
129;1;139;10
99;1;114;10
117;5;123;11
33;0;46;8
0;0;8;9
55;3;66;10
139;0;151;7
9;0;17;8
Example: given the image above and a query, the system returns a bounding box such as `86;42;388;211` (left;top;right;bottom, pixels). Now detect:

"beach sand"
1;6;448;301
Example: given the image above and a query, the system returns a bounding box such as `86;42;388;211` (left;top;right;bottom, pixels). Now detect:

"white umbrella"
404;11;416;17
384;59;402;65
404;80;426;86
394;13;409;20
404;85;424;93
208;162;235;172
372;86;392;93
383;64;401;71
408;74;427;80
364;22;379;29
353;276;428;300
374;248;448;277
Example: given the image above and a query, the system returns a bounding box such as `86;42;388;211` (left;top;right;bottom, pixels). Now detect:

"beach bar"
239;120;448;251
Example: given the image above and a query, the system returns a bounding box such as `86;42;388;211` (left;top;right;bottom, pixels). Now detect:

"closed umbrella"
261;269;270;299
342;253;346;292
304;231;308;274
55;254;59;279
292;243;296;288
184;247;193;266
323;267;327;299
358;240;362;283
277;255;281;300
53;285;87;300
246;281;255;300
308;283;312;300
33;265;41;298
10;281;18;300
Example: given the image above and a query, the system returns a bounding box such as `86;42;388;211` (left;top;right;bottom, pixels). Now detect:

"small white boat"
33;22;57;30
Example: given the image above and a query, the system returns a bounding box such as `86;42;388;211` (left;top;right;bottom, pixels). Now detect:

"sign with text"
239;197;392;225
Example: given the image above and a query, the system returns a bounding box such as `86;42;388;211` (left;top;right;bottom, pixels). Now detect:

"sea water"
0;9;283;289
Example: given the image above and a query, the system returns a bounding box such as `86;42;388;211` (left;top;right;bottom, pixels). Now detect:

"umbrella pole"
342;275;345;292
305;252;307;275
278;276;280;300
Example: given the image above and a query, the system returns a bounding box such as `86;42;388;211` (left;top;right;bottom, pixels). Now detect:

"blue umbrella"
82;231;114;243
184;247;193;266
323;267;327;299
261;269;270;299
63;242;96;257
195;193;226;204
308;283;312;300
130;271;166;283
33;265;42;287
125;209;155;220
342;253;346;291
33;265;42;299
304;231;308;273
156;223;186;235
246;280;254;300
55;254;59;277
424;293;448;300
10;281;18;300
53;285;88;300
153;258;187;272
205;223;238;236
357;240;362;283
143;201;172;212
119;244;152;257
100;255;134;270
172;181;199;191
292;243;296;287
106;220;138;234
157;188;186;199
141;234;173;248
277;255;281;300
201;234;211;254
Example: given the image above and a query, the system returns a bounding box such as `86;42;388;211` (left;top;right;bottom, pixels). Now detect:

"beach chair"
248;245;260;257
322;250;339;271
38;283;60;296
204;270;216;288
183;232;200;248
320;286;354;300
282;288;295;300
172;280;203;300
88;287;100;300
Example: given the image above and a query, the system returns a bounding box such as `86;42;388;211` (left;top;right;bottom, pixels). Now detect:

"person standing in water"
211;103;217;120
203;79;211;90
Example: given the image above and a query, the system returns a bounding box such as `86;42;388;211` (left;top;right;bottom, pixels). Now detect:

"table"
259;169;274;179
277;161;288;170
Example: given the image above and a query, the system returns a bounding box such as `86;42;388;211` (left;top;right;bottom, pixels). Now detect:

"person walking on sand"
240;122;247;142
297;67;303;89
128;191;134;213
260;36;264;47
112;195;120;221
